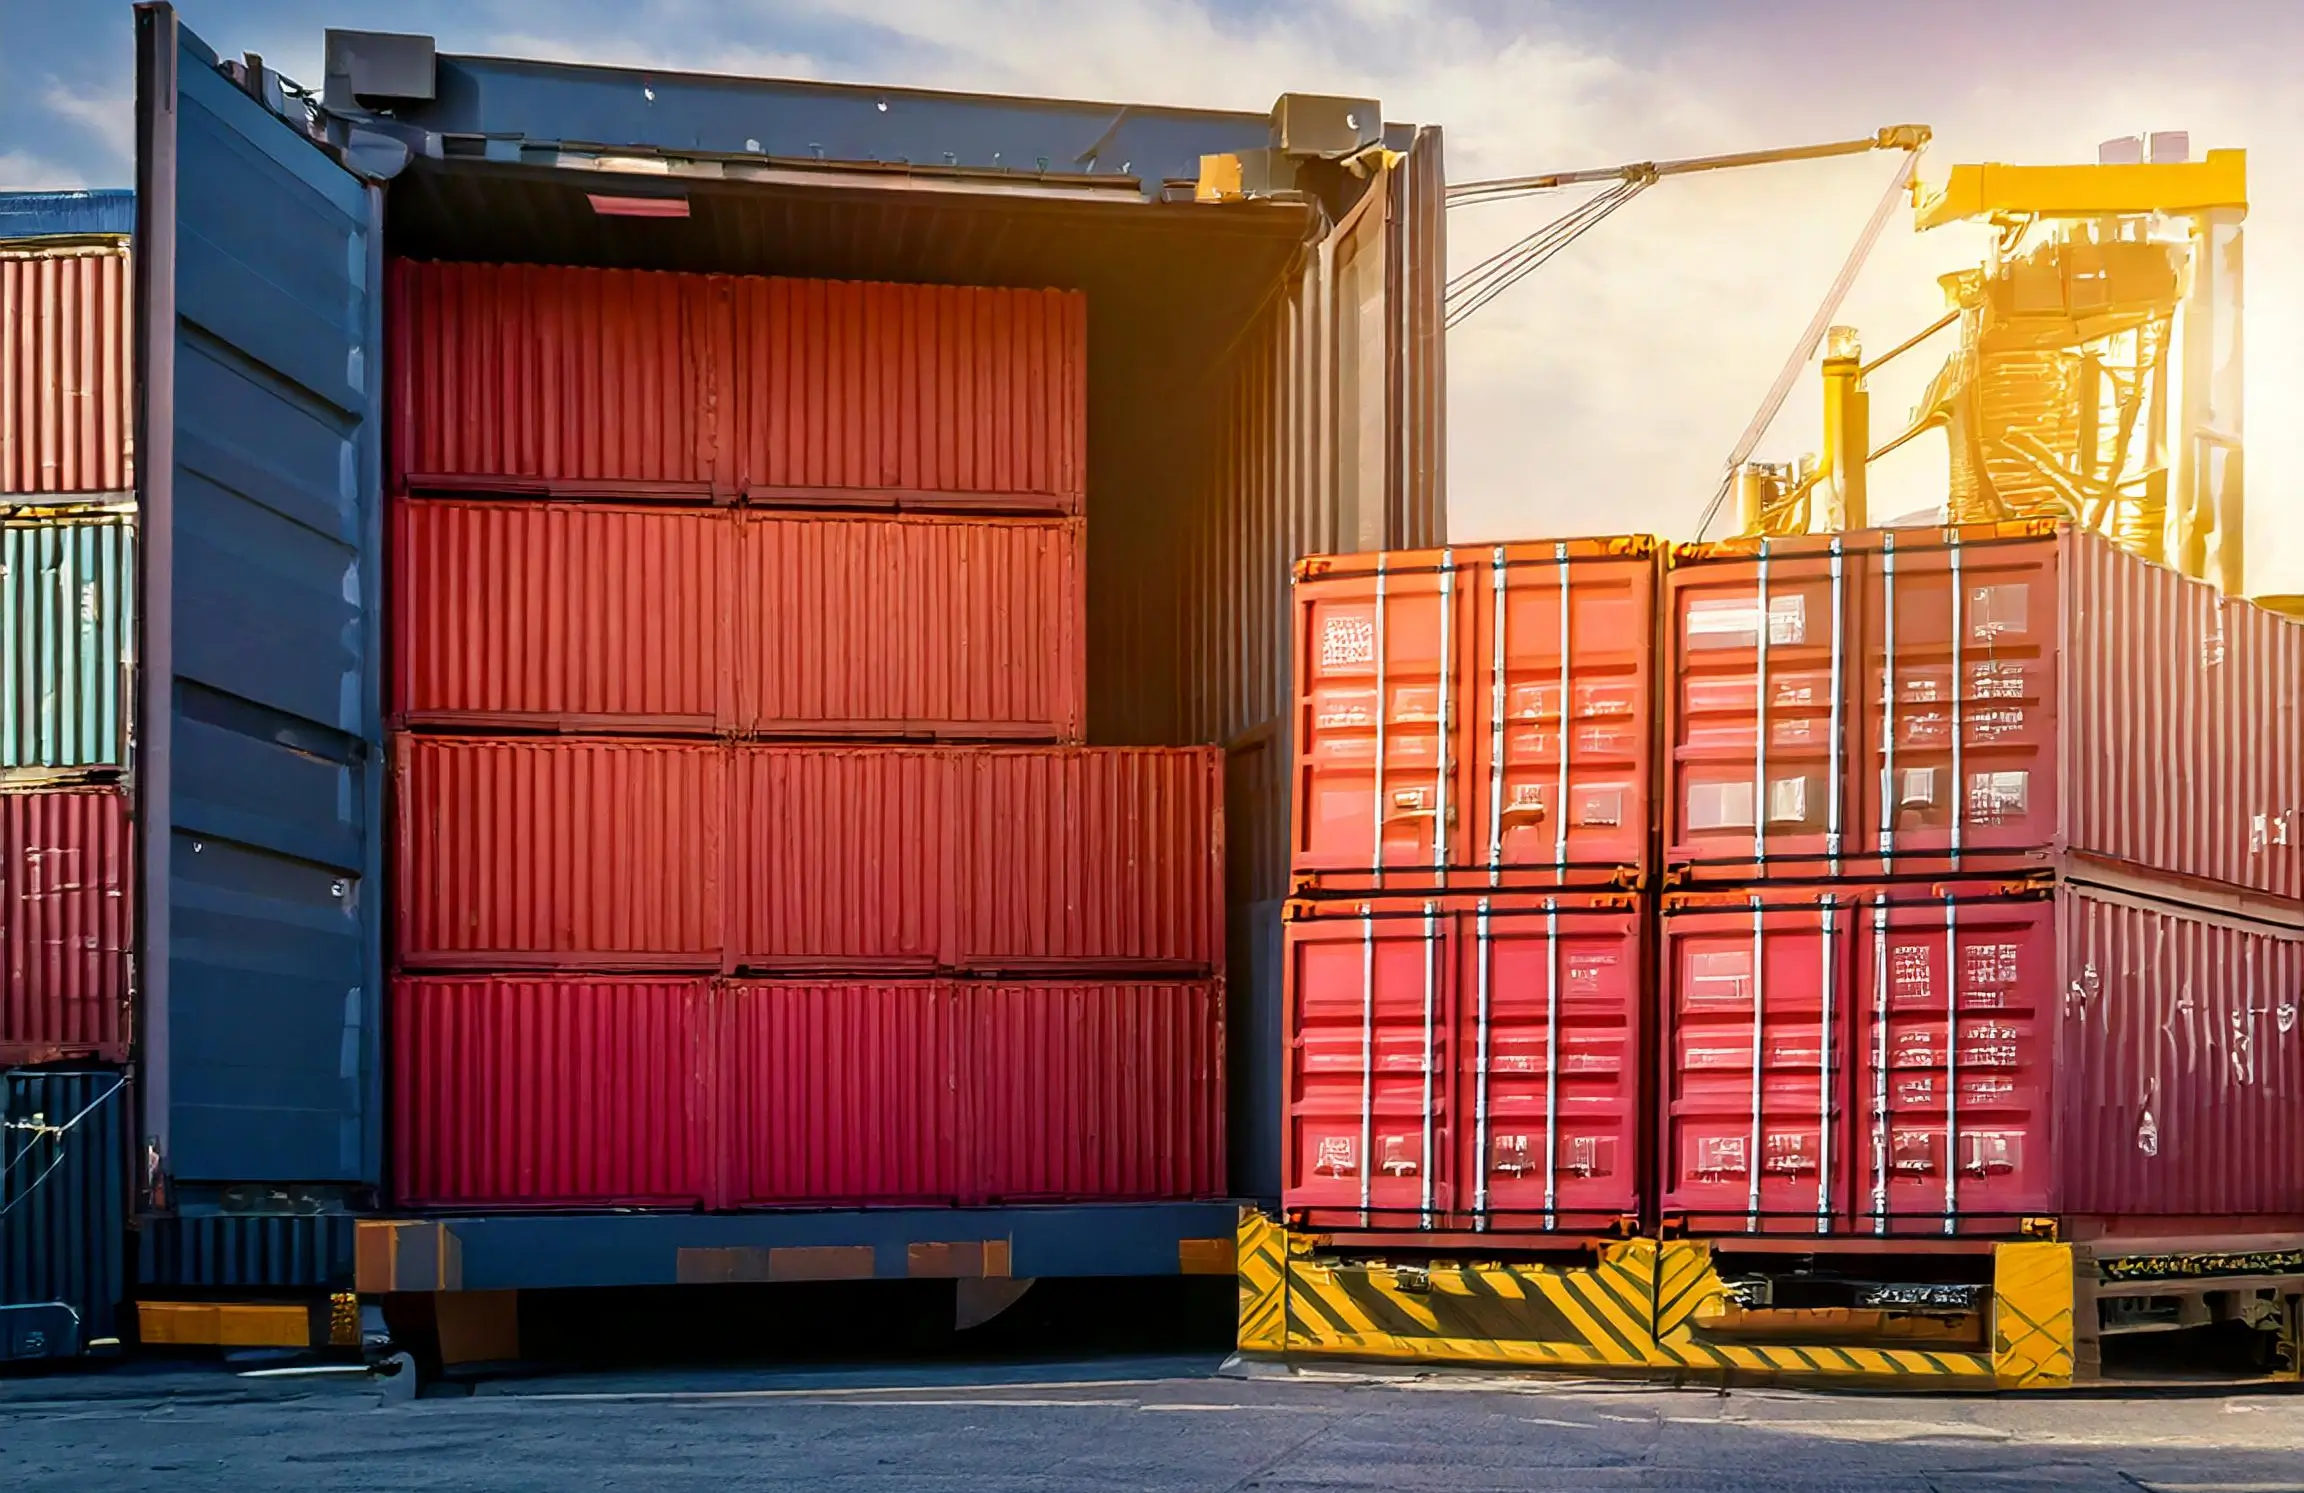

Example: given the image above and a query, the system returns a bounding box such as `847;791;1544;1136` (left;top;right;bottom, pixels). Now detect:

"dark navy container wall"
139;1211;356;1291
1;1067;128;1358
135;10;385;1188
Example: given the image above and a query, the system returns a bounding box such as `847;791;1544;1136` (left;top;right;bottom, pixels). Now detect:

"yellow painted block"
138;1301;310;1349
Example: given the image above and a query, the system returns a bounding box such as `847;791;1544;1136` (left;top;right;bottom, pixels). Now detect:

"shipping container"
1658;877;2304;1239
389;498;1084;739
729;744;1223;974
132;12;1440;1231
1282;893;1646;1235
721;976;1225;1207
1;786;132;1064
391;975;716;1208
1666;522;2304;898
393;736;725;968
0;190;136;243
4;512;134;775
1291;540;1658;893
1;1067;127;1359
1;240;132;498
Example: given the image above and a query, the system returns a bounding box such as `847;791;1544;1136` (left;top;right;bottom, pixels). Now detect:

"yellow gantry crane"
1738;139;2249;596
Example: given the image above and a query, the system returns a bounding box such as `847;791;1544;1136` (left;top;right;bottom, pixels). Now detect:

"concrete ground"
5;1354;2302;1492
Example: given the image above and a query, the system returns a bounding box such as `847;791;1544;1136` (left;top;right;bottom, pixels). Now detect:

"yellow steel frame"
1237;1213;2079;1390
1913;150;2246;229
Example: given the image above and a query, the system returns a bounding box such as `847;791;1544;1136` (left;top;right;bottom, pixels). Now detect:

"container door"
1332;129;1444;555
1660;895;1858;1234
1456;896;1644;1232
1282;905;1457;1229
135;9;384;1187
1849;890;2055;1236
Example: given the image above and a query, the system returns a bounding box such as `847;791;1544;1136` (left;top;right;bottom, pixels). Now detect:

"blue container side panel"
139;1211;356;1290
0;190;136;242
1;1068;129;1349
1;515;133;775
140;12;383;1188
415;55;1274;192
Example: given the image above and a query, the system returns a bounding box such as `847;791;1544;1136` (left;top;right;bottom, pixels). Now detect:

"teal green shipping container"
2;512;133;777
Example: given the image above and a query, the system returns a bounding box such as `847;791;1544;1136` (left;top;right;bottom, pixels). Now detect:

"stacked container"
1282;539;1660;1236
1656;521;2304;1239
387;261;1226;1212
0;208;135;1358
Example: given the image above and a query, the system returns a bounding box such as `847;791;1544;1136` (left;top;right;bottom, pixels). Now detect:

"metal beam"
1914;150;2247;230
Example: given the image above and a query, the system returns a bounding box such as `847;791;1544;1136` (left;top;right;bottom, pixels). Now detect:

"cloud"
41;82;133;173
0;149;87;192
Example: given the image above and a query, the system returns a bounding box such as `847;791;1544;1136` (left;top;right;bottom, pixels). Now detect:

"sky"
4;0;2299;590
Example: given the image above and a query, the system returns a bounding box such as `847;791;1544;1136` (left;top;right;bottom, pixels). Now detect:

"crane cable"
1443;176;1653;331
1691;145;1926;539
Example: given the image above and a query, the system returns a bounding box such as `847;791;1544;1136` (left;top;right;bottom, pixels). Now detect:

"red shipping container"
1291;539;1657;894
389;260;715;495
733;509;1084;739
2;243;132;497
393;736;724;968
389;500;1084;739
1282;893;1646;1234
391;499;729;733
1666;522;2304;898
1;786;131;1064
720;977;1224;1207
727;276;1086;511
729;745;1223;973
1658;878;2304;1239
391;975;716;1208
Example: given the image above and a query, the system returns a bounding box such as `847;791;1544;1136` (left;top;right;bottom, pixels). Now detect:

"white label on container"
1962;942;2021;995
1968;770;2030;823
1768;595;1808;645
1898;767;1940;808
1688;950;1755;1005
1962;1132;2019;1175
1688;780;1757;831
1890;943;1935;1003
1695;1136;1749;1179
1764;1132;1819;1174
1489;1135;1533;1176
1684;594;1807;646
1320;612;1376;668
1576;787;1627;828
1969;583;2029;640
1767;775;1810;825
1315;1136;1358;1176
1970;659;2027;700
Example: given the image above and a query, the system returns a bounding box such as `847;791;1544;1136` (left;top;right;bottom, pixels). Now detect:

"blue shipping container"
0;190;136;243
3;513;134;776
1;1067;128;1359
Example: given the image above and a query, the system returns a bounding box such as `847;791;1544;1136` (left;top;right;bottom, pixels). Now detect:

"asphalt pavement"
6;1354;2304;1492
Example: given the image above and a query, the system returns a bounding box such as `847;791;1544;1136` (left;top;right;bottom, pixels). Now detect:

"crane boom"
1447;124;1931;208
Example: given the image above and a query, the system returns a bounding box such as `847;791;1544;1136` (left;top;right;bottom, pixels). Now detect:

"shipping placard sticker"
1489;1134;1533;1176
1891;1128;1943;1175
1764;1132;1819;1174
1320;611;1377;669
1379;1137;1420;1176
1963;1132;2018;1175
1767;595;1808;646
1687;780;1756;832
1890;942;1934;1004
1314;1135;1358;1176
1510;682;1562;722
1970;659;2027;700
1688;949;1754;1006
1574;787;1626;828
1968;583;2029;641
1961;942;2021;1005
1967;770;2029;823
1694;1135;1749;1180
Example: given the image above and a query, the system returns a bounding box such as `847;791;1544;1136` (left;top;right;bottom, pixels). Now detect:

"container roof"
0;189;135;242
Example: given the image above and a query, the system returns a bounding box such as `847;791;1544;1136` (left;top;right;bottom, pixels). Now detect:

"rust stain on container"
1;786;131;1064
1666;524;2304;899
1291;539;1657;893
1282;893;1645;1235
1;243;131;497
393;736;724;968
390;975;715;1208
1657;878;2304;1238
720;977;1224;1207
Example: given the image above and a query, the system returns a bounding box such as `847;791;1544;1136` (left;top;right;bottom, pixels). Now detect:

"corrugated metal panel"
391;974;715;1208
728;745;1223;973
1658;877;2304;1237
389;259;711;494
1664;524;2304;900
1;1067;127;1352
393;737;725;968
2056;883;2304;1225
727;276;1086;509
137;1212;356;1289
962;748;1224;972
1;787;132;1064
1283;894;1645;1234
736;510;1085;740
390;499;726;733
2066;529;2304;901
1291;540;1656;893
138;12;387;1188
0;243;132;497
3;513;133;774
0;190;135;242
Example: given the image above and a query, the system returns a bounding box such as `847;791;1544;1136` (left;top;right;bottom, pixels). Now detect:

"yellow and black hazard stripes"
1990;1242;2076;1389
1235;1211;1286;1354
